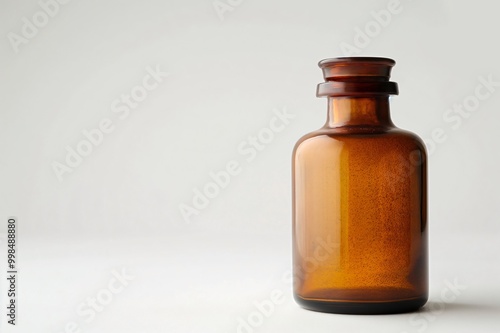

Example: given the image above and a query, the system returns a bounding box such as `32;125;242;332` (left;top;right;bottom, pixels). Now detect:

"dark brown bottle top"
317;57;399;97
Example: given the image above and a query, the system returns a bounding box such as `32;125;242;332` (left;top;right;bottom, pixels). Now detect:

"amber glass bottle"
292;57;428;314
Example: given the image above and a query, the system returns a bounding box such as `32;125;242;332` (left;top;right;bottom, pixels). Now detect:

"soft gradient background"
0;0;499;332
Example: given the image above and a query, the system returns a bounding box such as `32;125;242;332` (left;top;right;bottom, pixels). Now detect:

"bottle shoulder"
293;126;427;155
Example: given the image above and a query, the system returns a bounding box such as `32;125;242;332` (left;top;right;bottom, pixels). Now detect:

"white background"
0;0;499;332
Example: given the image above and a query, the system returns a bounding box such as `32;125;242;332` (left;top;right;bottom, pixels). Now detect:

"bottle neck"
326;96;394;128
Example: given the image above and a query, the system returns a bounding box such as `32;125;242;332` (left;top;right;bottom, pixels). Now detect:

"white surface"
1;0;499;332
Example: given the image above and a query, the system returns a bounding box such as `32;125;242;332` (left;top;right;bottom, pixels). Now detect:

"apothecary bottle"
292;57;428;314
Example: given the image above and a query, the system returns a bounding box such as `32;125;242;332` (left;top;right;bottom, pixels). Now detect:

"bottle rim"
317;56;398;97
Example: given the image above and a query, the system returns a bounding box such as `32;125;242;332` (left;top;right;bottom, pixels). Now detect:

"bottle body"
292;120;428;313
292;58;428;314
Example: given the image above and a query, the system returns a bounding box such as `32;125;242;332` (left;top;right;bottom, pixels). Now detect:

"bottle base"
294;294;427;315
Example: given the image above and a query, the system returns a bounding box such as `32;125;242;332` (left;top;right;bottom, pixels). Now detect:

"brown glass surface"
292;58;428;314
